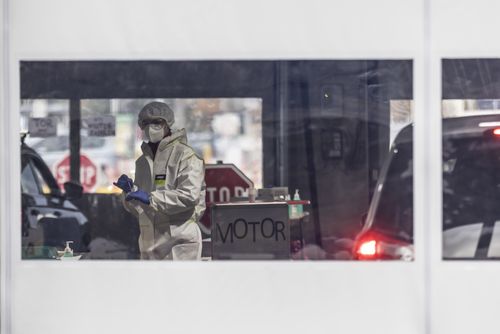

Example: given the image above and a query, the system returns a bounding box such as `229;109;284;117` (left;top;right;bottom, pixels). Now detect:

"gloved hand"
126;190;151;205
113;174;134;193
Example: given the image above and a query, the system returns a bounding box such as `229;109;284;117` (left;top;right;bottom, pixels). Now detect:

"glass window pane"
442;59;500;260
20;60;413;261
79;98;263;194
21;99;70;190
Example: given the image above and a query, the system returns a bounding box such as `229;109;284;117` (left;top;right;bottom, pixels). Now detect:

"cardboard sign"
83;116;115;137
211;202;290;260
28;118;57;137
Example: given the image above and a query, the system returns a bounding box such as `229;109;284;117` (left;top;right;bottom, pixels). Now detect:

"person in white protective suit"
113;101;206;260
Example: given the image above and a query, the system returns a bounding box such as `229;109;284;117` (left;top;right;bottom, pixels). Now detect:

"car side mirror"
52;188;64;198
64;181;83;199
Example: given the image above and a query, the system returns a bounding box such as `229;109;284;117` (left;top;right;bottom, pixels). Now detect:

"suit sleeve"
120;157;144;217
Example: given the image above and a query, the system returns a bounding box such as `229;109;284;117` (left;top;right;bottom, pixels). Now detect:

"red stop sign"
55;154;97;192
200;163;254;233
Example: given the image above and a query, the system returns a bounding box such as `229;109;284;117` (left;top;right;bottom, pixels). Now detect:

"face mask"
144;125;165;143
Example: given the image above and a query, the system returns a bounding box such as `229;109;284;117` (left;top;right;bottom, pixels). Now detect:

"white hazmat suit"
121;103;206;260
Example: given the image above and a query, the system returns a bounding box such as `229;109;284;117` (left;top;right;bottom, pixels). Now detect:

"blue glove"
126;190;151;205
113;174;133;193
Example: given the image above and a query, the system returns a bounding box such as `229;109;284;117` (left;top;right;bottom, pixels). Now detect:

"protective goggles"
140;118;167;129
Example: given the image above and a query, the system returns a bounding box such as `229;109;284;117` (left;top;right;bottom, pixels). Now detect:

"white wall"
1;0;13;332
430;1;500;333
3;1;427;334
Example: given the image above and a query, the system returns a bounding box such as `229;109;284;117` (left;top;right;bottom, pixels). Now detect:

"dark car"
21;134;90;259
353;115;500;260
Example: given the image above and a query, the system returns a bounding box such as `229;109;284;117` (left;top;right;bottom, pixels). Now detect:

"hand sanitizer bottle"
293;189;303;217
63;241;74;257
286;194;293;218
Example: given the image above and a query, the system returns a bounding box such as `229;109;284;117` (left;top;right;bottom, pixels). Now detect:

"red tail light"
483;127;500;138
357;239;377;258
354;232;414;261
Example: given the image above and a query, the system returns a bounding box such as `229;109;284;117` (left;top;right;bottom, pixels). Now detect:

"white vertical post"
0;0;12;332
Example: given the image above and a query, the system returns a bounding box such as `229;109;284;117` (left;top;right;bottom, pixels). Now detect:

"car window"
21;158;40;194
443;136;500;226
31;160;53;195
442;134;500;259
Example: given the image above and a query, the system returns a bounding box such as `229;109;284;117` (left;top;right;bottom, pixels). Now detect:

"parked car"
353;115;500;260
21;134;90;259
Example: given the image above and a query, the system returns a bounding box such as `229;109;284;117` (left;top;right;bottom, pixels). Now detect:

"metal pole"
69;99;81;183
300;64;323;248
278;61;289;186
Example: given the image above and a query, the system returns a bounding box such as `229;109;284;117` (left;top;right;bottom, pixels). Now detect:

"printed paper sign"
28;118;57;137
83;116;116;137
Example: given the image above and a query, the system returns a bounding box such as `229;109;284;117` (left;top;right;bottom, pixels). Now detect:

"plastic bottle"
248;187;257;203
286;194;294;218
63;241;74;257
293;189;303;217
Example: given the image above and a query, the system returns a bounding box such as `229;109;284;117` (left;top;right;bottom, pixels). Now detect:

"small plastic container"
248;187;257;203
63;241;74;257
293;189;303;217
